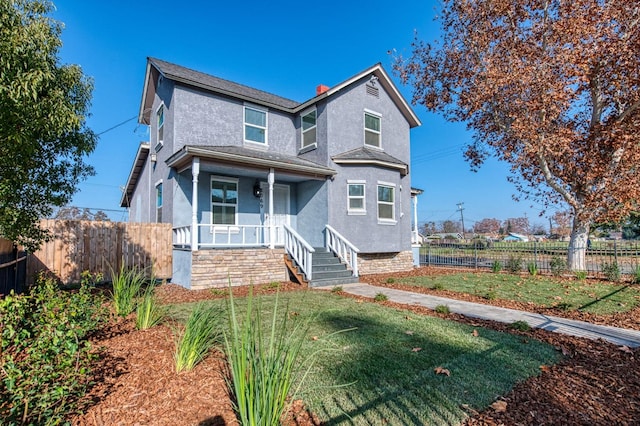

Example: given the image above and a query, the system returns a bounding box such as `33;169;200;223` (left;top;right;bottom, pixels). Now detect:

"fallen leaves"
412;347;422;352
434;366;450;376
472;329;479;337
619;345;633;354
490;400;508;412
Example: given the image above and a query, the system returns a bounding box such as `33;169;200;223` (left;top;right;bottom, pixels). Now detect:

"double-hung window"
211;178;238;225
301;109;317;148
347;181;366;215
364;111;381;148
377;183;395;222
244;105;267;144
156;104;164;149
155;182;163;223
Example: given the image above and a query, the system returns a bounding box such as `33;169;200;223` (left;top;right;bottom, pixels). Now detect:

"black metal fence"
420;240;640;277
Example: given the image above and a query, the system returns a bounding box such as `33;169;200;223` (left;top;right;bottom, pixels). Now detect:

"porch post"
191;158;200;251
413;194;419;243
268;168;275;249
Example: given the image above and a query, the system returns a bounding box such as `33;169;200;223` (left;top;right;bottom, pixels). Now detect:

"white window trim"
364;109;382;149
300;108;317;150
155;180;163;223
155;103;165;151
243;104;268;146
211;176;239;231
347;180;366;215
377;181;396;224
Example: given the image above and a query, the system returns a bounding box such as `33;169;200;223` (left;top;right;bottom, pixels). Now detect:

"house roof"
331;147;409;175
166;145;337;178
139;58;421;128
120;143;150;207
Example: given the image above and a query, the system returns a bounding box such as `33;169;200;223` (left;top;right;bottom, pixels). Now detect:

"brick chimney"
316;84;330;96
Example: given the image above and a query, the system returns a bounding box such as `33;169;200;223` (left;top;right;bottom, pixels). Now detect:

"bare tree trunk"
567;218;590;271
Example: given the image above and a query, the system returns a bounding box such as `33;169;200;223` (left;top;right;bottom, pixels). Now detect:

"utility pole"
457;202;465;239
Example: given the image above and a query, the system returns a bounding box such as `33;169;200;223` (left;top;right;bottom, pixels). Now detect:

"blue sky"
53;0;556;230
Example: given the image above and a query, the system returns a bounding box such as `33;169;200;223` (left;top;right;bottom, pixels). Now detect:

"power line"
96;114;138;136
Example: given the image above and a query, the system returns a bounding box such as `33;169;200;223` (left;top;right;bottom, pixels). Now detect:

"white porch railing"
283;224;315;281
173;224;282;249
325;224;360;277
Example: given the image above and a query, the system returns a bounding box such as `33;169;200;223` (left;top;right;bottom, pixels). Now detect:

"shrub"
434;305;450;315
111;264;147;316
374;292;388;302
506;255;523;274
601;261;621;282
224;287;311;426
527;262;538;276
0;273;107;424
549;256;567;277
509;320;531;331
633;265;640;284
491;260;503;273
174;302;224;372
136;284;165;330
575;270;588;281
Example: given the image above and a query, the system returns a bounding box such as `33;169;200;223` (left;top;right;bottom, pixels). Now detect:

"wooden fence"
27;220;172;284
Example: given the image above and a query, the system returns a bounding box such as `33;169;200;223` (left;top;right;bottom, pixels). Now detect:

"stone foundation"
190;248;287;290
357;251;414;275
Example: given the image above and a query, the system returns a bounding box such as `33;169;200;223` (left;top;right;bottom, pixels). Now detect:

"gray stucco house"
121;58;422;289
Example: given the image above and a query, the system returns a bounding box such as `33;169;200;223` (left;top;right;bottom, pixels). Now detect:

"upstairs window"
211;178;238;225
377;184;395;221
364;112;381;148
347;181;366;215
155;182;163;223
244;106;267;144
156;105;164;148
301;109;317;148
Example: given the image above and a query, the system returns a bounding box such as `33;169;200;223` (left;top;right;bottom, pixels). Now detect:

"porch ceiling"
166;145;336;181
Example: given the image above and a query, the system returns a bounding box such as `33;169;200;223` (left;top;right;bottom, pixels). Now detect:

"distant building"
503;233;529;242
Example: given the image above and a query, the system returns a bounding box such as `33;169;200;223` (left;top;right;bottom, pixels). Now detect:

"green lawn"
398;273;640;314
169;291;560;425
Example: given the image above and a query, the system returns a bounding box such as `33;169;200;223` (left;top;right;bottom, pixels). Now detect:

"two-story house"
121;58;421;289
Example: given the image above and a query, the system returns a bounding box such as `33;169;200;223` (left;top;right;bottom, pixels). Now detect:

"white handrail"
173;226;191;248
283;224;315;281
325;224;360;277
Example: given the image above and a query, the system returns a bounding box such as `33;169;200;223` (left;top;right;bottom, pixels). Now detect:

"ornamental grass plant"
224;286;311;426
110;264;146;317
136;283;165;330
174;302;224;372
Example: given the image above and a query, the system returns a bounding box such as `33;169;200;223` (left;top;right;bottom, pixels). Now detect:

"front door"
261;183;290;246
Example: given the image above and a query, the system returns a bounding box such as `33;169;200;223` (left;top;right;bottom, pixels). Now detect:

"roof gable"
138;58;421;128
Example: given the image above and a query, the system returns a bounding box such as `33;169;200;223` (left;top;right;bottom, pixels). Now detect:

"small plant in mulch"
386;277;396;284
267;281;281;289
331;286;343;293
434;305;450;315
110;264;147;317
527;262;538;276
491;260;503;273
601;261;621;282
509;320;531;331
211;288;229;296
484;290;497;300
374;293;388;302
633;265;640;284
556;302;573;311
136;284;165;330
506;255;523;274
174;302;224;372
575;270;588;281
550;256;567;277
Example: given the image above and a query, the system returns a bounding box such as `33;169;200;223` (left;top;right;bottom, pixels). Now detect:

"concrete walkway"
332;283;640;348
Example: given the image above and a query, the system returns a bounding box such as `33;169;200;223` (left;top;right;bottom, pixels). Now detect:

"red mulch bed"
71;268;640;425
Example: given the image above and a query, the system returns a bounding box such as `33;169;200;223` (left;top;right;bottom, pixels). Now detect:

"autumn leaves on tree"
395;0;639;270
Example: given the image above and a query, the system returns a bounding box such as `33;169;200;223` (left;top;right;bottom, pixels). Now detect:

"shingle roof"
332;147;408;174
166;145;336;177
149;58;300;110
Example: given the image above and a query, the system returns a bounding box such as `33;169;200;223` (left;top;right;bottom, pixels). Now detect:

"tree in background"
53;206;110;221
422;221;437;235
0;0;96;251
473;218;501;235
395;0;640;270
530;223;547;236
551;210;573;238
440;220;461;234
504;217;530;235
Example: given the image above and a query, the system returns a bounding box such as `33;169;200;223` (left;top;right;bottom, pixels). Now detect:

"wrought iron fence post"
534;241;537;267
614;240;618;263
428;244;431;266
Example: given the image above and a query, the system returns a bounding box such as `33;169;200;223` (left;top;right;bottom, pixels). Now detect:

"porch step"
284;249;359;288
